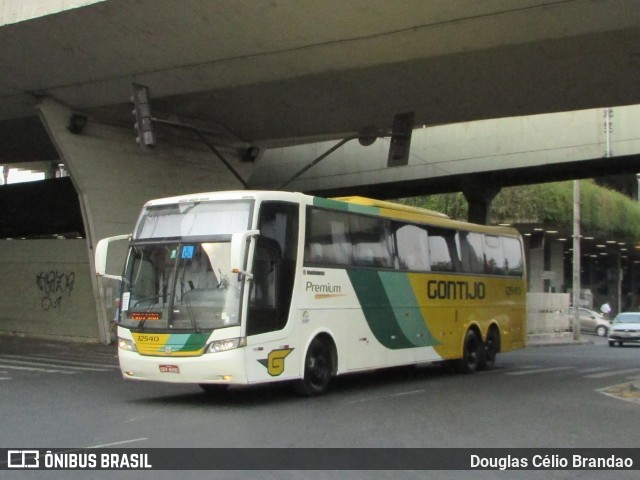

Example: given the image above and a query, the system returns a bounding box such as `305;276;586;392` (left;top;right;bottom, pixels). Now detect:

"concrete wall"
0;0;104;26
250;105;640;193
37;98;251;245
527;293;571;334
0;240;98;340
30;98;250;343
527;236;565;294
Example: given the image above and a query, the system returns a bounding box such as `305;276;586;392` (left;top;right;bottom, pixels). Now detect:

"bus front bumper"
118;348;248;385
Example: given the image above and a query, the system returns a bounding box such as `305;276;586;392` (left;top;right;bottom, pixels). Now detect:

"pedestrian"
600;301;612;319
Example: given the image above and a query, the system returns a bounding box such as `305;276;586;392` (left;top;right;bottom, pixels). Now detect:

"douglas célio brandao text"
470;453;634;470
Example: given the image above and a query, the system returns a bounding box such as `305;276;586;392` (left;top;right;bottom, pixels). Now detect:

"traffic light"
131;83;156;148
387;112;414;167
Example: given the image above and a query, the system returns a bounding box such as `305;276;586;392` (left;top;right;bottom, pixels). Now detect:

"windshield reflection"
614;313;640;324
120;242;241;331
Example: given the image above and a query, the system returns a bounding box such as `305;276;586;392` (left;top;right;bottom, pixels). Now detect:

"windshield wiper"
179;280;200;333
133;295;164;308
132;294;166;331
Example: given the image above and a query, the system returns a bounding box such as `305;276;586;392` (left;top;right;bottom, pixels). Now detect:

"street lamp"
573;180;581;341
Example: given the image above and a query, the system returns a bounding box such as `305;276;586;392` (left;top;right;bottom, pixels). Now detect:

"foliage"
399;180;640;241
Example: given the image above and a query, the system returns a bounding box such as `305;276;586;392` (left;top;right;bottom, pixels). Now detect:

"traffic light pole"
131;83;248;187
151;118;248;188
573;180;581;341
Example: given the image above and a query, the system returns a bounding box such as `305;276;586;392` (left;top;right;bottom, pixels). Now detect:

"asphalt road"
1;334;639;480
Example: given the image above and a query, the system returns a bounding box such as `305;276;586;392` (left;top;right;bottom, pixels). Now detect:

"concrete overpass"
2;0;640;162
1;0;640;342
251;105;640;221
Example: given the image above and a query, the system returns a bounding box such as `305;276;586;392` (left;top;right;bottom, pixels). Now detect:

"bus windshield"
134;199;253;240
119;242;242;331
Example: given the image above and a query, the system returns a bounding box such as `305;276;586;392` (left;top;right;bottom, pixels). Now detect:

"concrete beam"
462;183;500;226
249;105;640;199
36;98;252;342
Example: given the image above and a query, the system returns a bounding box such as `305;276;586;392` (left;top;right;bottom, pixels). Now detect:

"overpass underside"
1;101;640;343
250;105;640;200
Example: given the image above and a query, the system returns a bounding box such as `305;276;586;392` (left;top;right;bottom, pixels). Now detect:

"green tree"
400;180;640;242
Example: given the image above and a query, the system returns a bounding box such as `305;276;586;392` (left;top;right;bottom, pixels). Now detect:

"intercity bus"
96;190;526;395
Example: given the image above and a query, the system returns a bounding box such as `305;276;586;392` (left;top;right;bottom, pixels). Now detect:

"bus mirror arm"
230;230;260;279
232;268;253;281
99;273;124;281
95;234;131;280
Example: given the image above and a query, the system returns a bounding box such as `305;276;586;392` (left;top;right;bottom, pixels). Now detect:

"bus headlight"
207;337;246;353
118;337;137;352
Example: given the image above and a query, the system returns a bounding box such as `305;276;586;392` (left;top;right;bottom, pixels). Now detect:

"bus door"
244;202;300;383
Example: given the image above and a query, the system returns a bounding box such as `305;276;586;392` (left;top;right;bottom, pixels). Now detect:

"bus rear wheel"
295;337;333;396
456;329;481;374
479;328;499;371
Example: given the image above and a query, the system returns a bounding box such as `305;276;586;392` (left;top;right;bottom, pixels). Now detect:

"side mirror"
230;230;259;278
95;234;130;280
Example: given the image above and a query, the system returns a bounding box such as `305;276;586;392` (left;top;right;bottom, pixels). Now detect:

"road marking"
28;352;117;365
585;368;640;379
87;438;148;448
388;389;425;398
579;367;609;374
0;363;76;374
346;389;425;404
0;357;109;372
1;354;117;371
507;366;574;376
597;383;640;404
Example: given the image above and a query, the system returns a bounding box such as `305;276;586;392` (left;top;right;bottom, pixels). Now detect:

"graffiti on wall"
36;270;76;311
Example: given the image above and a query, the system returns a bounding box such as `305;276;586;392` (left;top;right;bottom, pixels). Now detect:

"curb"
527;333;594;347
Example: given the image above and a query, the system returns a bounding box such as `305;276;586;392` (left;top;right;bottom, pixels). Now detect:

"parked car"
608;312;640;346
577;308;610;336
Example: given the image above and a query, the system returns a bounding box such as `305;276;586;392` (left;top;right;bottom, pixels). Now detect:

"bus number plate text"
159;365;180;374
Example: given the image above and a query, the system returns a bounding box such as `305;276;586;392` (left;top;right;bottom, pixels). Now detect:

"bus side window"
246;201;299;336
456;231;485;274
247;237;281;335
427;226;456;272
250;239;279;308
502;236;524;276
304;208;351;266
394;223;430;271
330;220;352;265
484;235;505;275
351;215;393;268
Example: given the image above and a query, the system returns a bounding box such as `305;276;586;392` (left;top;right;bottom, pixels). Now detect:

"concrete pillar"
462;182;500;225
37;98;252;342
528;244;545;293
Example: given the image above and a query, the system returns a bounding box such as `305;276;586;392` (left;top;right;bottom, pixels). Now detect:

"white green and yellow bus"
96;190;526;396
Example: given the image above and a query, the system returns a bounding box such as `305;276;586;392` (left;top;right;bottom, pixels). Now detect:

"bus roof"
141;190;520;238
329;196;519;237
142;190;306;207
333;196;449;219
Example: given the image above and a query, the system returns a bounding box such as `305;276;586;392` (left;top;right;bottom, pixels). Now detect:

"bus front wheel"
456;329;481;374
295;337;333;396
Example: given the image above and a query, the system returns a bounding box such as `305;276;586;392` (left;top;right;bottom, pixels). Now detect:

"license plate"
159;365;180;373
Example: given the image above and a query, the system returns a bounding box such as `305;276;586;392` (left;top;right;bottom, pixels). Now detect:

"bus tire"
478;328;500;371
456;329;481;374
295;337;333;396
